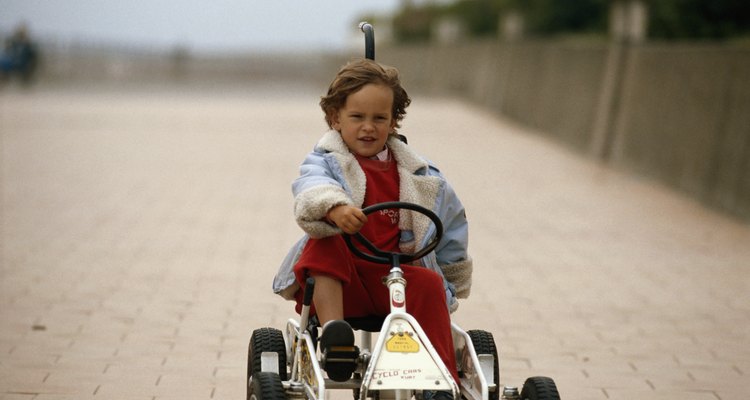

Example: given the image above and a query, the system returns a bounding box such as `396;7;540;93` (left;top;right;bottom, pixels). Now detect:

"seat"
345;315;386;332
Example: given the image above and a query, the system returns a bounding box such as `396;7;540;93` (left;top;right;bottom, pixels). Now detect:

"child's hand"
327;205;368;234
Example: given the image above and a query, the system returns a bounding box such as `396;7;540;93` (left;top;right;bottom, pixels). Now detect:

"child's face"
331;83;396;158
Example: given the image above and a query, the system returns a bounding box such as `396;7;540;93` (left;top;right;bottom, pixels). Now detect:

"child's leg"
310;275;343;325
294;236;380;318
294;236;458;381
294;236;360;381
354;262;459;382
401;266;459;383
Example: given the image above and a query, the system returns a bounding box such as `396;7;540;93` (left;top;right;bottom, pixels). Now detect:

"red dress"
293;153;459;382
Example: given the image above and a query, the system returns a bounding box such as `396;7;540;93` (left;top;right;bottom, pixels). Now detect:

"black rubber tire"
248;371;286;400
467;330;500;400
248;327;287;384
520;376;560;400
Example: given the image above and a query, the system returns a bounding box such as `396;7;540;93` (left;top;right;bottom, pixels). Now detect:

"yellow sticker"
386;333;419;353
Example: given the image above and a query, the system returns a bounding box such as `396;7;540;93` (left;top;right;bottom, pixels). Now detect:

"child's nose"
362;120;376;131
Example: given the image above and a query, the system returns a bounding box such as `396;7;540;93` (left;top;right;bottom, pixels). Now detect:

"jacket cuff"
441;257;473;299
295;185;352;238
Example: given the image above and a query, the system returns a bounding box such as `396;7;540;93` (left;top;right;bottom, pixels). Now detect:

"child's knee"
409;268;445;293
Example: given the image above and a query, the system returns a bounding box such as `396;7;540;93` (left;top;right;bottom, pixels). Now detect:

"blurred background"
2;0;749;221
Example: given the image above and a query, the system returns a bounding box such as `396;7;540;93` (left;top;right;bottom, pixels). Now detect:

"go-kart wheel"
248;327;287;399
343;201;443;264
248;371;286;400
468;330;500;400
520;376;560;400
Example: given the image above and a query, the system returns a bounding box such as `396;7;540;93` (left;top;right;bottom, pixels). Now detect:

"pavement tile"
2;395;44;400
602;388;720;400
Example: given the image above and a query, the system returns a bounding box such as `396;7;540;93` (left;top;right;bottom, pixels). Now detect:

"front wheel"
467;330;499;400
520;376;560;400
247;327;287;400
248;371;286;400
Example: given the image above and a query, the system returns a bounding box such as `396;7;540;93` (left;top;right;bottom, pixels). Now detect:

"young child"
273;59;472;391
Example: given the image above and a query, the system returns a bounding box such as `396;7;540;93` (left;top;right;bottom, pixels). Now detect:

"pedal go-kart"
247;200;561;400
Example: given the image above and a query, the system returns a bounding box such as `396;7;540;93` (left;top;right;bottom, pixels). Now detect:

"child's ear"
330;111;341;131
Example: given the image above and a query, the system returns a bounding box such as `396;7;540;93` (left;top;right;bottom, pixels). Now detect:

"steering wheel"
343;201;443;265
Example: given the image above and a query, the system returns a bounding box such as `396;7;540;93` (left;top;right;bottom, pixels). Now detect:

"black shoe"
424;391;454;400
319;320;358;382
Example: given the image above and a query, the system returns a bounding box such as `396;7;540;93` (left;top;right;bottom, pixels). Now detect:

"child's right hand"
326;205;368;234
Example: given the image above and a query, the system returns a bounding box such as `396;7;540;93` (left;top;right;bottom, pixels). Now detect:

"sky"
0;0;401;54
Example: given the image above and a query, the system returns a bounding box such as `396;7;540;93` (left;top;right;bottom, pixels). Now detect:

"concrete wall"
29;44;333;86
375;40;750;221
610;44;750;219
378;40;610;151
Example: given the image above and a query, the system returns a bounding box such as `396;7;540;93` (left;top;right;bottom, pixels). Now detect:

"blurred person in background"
0;22;39;85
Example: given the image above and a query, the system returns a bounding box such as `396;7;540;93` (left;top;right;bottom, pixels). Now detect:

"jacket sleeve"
434;177;473;299
292;151;354;238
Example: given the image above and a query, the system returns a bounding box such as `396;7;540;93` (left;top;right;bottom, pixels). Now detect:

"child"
273;59;472;392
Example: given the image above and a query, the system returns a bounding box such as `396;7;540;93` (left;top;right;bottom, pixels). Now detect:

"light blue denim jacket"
272;131;472;311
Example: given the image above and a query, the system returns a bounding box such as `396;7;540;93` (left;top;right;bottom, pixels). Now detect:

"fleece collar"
316;130;430;174
317;130;443;253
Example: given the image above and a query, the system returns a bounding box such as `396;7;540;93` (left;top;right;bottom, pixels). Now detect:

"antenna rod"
359;22;375;60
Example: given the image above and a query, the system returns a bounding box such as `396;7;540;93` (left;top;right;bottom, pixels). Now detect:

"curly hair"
320;58;411;132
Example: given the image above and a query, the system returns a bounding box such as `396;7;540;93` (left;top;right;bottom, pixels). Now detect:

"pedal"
322;345;360;381
320;320;359;382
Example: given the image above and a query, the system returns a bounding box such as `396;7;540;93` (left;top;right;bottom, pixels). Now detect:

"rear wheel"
467;330;499;400
520;376;560;400
247;328;287;400
248;371;286;400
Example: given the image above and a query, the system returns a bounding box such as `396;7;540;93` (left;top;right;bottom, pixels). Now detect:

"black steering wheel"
343;201;444;265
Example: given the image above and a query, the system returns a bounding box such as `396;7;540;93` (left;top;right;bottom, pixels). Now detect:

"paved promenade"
1;84;749;400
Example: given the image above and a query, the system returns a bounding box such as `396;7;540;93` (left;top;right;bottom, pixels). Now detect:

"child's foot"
424;391;454;400
319;320;358;382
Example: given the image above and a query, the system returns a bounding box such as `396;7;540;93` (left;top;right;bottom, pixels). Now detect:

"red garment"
293;154;459;382
354;154;401;253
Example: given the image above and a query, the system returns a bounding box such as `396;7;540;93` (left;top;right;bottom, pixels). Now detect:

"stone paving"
1;84;749;400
